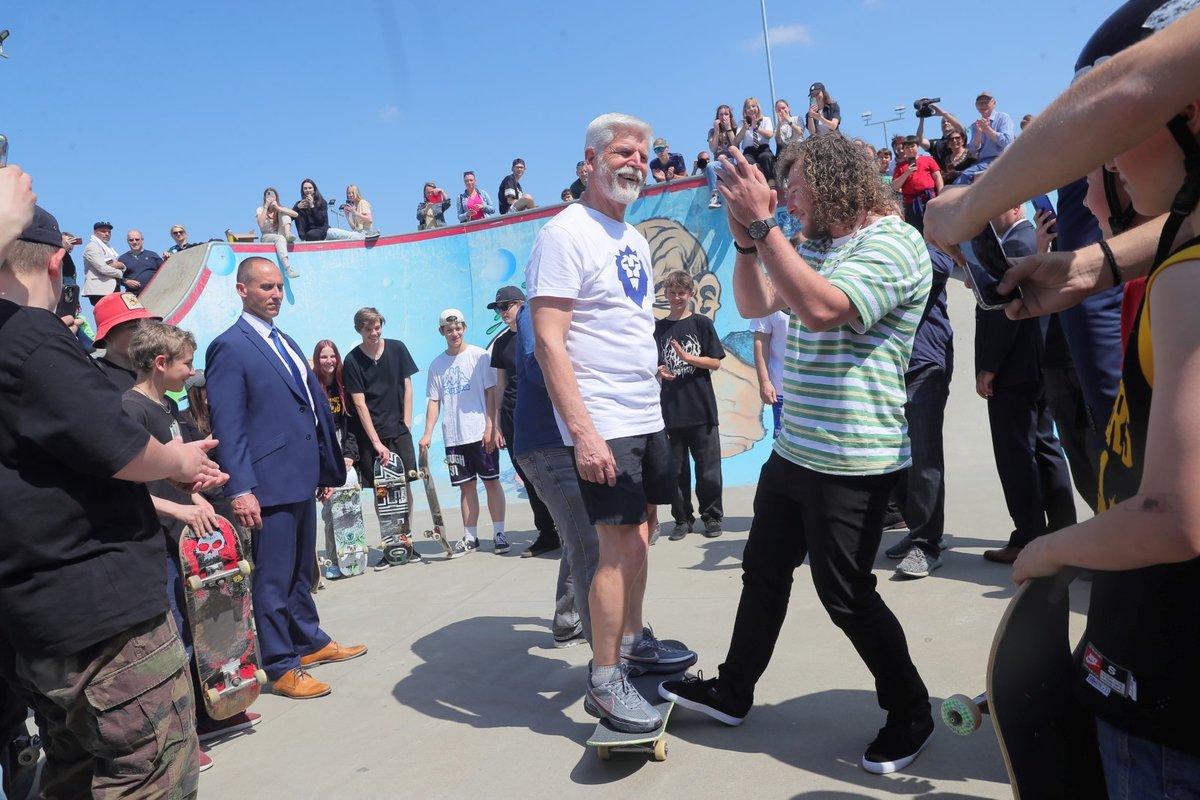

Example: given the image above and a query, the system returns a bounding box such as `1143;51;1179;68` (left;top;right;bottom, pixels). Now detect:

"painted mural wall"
144;177;779;496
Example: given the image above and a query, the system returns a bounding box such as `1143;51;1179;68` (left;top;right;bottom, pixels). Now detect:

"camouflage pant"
10;613;198;799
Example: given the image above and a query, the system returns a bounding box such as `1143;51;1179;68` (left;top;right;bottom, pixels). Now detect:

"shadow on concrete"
685;537;746;573
634;689;1009;796
393;615;589;742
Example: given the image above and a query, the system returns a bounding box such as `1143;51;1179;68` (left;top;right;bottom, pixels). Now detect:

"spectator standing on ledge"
118;228;163;294
81;220;124;306
457;171;496;223
650;138;687;183
256;187;300;279
805;82;842;137
569;161;588;199
164;223;199;257
499;159;537;214
417;182;452;230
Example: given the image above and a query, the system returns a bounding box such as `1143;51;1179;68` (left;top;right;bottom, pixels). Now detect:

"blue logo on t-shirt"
443;366;471;396
615;245;648;307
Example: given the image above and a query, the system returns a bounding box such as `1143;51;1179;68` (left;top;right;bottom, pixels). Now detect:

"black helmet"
1076;1;1200;246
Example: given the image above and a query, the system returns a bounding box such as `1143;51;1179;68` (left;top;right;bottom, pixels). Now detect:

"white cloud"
378;105;400;121
745;23;813;51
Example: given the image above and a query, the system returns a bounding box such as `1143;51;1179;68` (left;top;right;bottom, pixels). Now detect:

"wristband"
734;242;757;255
1097;240;1121;287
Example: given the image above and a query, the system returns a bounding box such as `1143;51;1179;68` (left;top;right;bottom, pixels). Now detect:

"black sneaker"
861;715;935;774
520;534;561;558
658;672;749;726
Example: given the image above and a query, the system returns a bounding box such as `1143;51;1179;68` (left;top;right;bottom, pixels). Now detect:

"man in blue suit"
206;256;366;699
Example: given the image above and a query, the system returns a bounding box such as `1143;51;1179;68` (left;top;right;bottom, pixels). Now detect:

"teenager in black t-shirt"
654;271;726;540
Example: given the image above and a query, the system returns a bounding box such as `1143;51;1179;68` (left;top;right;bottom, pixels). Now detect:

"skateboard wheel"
653;739;668;761
206;688;221;706
597;746;610;761
187;575;203;591
941;693;983;736
16;746;37;767
255;669;268;685
238;560;252;576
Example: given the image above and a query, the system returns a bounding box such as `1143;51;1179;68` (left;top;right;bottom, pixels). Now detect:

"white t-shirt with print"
426;344;496;446
525;203;663;443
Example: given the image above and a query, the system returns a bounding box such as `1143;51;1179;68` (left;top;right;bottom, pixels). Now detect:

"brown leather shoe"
299;641;368;668
271;668;330;699
983;546;1023;564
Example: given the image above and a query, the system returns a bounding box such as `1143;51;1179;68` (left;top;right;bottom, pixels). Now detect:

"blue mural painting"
143;176;779;497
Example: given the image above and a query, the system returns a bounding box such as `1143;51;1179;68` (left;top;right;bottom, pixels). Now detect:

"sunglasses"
654;146;667;153
497;301;520;312
171;229;185;235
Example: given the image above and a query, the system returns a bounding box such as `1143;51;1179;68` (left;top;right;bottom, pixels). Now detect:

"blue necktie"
270;327;307;396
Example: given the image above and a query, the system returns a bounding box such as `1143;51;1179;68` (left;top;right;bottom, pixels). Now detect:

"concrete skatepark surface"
193;280;1095;800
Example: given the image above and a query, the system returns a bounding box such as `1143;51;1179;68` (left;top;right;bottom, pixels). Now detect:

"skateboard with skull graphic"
179;514;266;720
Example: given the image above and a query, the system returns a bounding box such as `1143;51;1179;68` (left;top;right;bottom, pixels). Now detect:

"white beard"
596;160;642;206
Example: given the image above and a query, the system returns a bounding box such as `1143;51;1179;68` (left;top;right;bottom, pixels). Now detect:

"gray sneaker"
622;625;697;674
708;191;722;209
649;524;661;546
886;535;948;559
896;546;942;579
584;663;662;733
702;518;723;538
668;521;690;541
452;537;478;556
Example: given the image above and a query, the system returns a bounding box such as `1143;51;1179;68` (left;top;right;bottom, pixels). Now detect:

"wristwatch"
748;217;779;240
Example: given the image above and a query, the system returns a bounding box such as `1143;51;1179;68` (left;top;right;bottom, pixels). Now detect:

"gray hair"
585;113;652;155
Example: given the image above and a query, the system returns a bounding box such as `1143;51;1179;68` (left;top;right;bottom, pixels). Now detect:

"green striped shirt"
774;215;932;475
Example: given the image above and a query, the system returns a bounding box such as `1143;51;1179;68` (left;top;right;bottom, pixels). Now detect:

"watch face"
749;218;777;240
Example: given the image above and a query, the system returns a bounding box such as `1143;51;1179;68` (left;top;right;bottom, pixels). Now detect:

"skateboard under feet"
585;670;682;762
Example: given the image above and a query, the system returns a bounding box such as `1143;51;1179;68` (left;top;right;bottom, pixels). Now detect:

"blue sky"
3;1;1118;253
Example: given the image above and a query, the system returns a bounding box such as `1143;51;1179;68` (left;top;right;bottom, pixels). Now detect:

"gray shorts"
572;430;673;527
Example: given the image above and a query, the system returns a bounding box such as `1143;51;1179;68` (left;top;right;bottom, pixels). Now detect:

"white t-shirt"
525;203;663;443
426;344;496;446
749;310;788;393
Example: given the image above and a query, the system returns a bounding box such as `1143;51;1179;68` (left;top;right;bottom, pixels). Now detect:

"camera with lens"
913;97;941;119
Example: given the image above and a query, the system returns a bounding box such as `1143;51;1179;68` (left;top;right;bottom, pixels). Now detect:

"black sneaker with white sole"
861;715;935;774
658;672;750;726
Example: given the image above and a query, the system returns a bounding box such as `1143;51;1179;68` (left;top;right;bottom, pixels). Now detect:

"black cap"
185;370;206;390
20;206;64;248
93;220;113;231
809;82;825;94
486;285;526;310
512;158;525;168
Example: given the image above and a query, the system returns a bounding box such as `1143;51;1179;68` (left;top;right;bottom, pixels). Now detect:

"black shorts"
445;440;500;486
358;431;416;489
573;429;673;527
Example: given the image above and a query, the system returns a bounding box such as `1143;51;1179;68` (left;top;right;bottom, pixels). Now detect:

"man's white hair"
585;113;652;155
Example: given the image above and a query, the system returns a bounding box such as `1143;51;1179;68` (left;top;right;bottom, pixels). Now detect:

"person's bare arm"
351;392;388;462
403;376;413;430
933;168;944;194
925;7;1200;249
1014;262;1200;583
531;297;616;486
0;166;35;262
418;398;439;452
996;215;1167;319
752;332;776;405
916;115;931;152
113;436;226;492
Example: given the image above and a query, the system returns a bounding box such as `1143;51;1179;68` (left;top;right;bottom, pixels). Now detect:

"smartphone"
55;284;79;318
0;134;7;166
1031;194;1058;233
960;222;1022;310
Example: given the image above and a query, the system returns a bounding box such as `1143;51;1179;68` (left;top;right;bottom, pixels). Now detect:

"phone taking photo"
960;222;1022;310
55;284;79;318
0;134;8;167
1031;194;1058;234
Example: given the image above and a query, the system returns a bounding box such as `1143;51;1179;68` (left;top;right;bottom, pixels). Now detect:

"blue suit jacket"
206;315;345;507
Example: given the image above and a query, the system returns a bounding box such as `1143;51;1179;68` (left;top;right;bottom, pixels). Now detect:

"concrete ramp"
158;177;780;487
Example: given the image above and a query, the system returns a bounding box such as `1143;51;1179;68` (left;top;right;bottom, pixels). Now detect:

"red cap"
93;293;160;346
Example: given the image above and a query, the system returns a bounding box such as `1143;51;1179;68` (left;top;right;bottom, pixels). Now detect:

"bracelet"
1097;240;1121;287
734;241;757;255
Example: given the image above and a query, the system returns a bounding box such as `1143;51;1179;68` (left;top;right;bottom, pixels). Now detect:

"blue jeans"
1096;718;1200;798
952;156;995;185
705;156;738;192
325;227;364;240
516;447;600;645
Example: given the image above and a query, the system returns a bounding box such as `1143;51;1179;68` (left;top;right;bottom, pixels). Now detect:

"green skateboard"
585;671;679;761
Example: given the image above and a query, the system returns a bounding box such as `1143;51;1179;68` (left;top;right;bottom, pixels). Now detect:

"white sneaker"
708;191;722;209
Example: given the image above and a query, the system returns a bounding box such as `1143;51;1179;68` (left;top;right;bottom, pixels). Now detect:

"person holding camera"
294;178;361;242
692;151;711;176
805;82;842;138
257;186;300;279
736;97;775;185
892;136;944;233
706;104;738;208
342;184;377;237
416;182;452;230
913;100;966;170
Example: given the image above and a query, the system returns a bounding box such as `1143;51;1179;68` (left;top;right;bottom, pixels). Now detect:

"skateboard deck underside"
417;452;455;557
331;484;367;577
987;574;1105;798
375;454;414;564
180;517;263;720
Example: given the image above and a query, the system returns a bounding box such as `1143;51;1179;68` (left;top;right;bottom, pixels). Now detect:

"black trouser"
501;417;556;540
987;382;1077;548
893;364;950;556
1043;364;1102;512
667;424;723;525
718;454;930;722
742;143;776;183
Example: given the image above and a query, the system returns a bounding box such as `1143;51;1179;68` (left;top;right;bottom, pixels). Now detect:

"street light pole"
861;106;907;147
759;0;777;111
